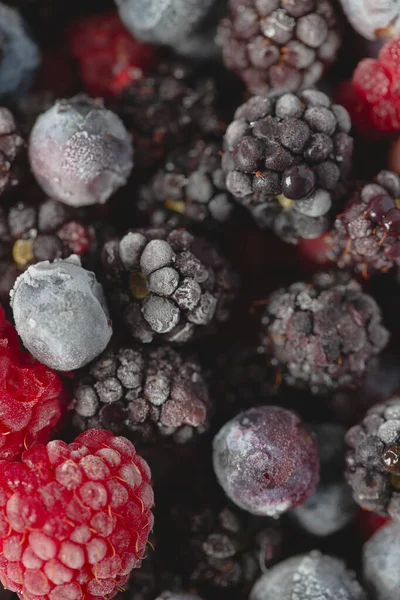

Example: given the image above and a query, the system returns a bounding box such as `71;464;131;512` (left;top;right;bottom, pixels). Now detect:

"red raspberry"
58;221;91;256
67;12;156;98
356;511;390;542
0;430;154;600
0;305;65;461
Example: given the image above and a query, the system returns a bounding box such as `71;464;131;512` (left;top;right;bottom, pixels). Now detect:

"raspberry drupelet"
218;0;343;95
261;271;389;394
328;170;400;275
0;430;154;600
223;91;353;243
101;227;239;344
0;108;25;198
0;304;65;461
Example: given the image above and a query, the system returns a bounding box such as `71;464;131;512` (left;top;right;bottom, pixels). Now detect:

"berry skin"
71;344;211;445
362;521;400;600
218;0;343;95
67;12;156;98
328;170;400;275
223;91;353;244
0;304;65;461
339;0;400;41
212;406;319;517
0;108;24;199
29;94;134;208
10;256;112;372
0;3;40;99
250;551;366;600
101;227;239;344
261;271;389;393
0;429;154;600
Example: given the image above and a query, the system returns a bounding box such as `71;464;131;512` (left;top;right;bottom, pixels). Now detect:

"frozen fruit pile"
4;0;400;599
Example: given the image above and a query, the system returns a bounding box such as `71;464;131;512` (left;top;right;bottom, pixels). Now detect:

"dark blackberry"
0;198;114;304
0;107;24;199
223;91;353;243
71;343;211;444
261;271;389;394
345;395;400;519
117;61;224;169
218;0;343;95
328;170;400;276
138;139;235;228
101;227;239;344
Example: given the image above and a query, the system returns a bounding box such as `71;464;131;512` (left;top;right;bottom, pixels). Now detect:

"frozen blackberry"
118;61;223;168
101;227;239;344
0;198;114;303
71;343;211;444
328;170;400;275
261;271;389;393
345;394;400;519
223;91;353;243
218;0;343;95
0;107;24;198
138;139;234;228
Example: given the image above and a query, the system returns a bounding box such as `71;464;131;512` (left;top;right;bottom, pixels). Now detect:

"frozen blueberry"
363;521;400;600
29;94;133;207
250;551;366;600
339;0;400;41
10;255;112;371
0;3;40;99
212;406;319;517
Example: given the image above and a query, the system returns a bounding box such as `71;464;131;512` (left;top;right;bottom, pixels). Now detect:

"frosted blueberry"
212;406;319;517
0;3;40;99
339;0;400;41
363;521;400;600
10;255;112;371
29;94;133;207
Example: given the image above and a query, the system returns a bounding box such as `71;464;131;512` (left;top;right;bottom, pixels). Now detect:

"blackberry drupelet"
118;61;223;169
223;91;353;243
0;107;24;198
328;170;400;275
345;394;400;519
218;0;343;95
101;227;239;344
72;344;211;444
138;139;234;227
261;271;389;393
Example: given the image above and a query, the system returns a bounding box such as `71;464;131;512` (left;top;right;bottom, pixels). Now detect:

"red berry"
353;59;392;105
0;430;154;600
0;305;65;461
356;511;390;542
67;12;156;98
58;221;91;256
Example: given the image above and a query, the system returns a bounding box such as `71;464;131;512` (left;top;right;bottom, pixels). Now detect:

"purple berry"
212;406;319;517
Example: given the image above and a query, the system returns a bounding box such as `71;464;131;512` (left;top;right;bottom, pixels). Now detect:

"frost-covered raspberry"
328;170;400;275
10;256;112;371
250;551;366;600
212;406;319;517
0;3;40;99
339;0;400;41
223;91;353;243
101;227;239;344
29;94;133;208
0;108;25;198
345;395;400;519
0;304;65;461
218;0;343;95
362;521;400;600
0;430;154;600
261;271;389;393
71;344;211;444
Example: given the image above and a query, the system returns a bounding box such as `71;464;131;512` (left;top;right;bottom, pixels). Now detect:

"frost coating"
0;3;41;99
339;0;400;41
251;551;366;600
29;94;133;207
363;522;400;600
10;256;112;371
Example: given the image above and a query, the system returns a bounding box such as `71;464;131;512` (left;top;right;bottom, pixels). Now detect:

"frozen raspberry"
10;256;113;371
0;304;65;461
67;12;156;98
261;271;389;393
362;521;400;600
0;108;25;199
356;512;390;542
223;91;353;244
101;227;239;344
218;0;343;95
29;94;133;208
0;429;154;600
340;0;400;41
328;170;400;275
212;406;319;517
0;3;40;99
250;551;366;600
